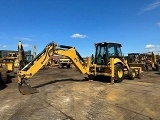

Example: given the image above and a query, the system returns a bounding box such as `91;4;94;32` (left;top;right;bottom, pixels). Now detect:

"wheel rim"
118;69;123;78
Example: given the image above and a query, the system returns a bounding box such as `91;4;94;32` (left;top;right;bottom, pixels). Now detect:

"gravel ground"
0;67;160;120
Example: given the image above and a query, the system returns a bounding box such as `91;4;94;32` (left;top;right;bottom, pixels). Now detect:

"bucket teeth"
18;79;38;95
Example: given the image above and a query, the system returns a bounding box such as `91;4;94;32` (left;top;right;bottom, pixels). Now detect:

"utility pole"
33;45;36;58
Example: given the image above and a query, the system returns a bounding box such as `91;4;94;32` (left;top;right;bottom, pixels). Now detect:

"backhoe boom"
18;42;91;95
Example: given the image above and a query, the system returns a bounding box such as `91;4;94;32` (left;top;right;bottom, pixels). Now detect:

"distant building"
0;50;31;58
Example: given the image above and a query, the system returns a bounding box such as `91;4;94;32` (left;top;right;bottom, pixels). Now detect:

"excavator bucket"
18;79;38;95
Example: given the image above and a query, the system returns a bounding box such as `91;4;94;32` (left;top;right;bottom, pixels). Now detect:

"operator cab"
127;53;140;63
94;42;122;65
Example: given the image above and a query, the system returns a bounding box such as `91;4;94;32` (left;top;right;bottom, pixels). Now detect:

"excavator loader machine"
142;52;159;71
0;41;26;73
126;53;146;72
89;42;141;83
14;41;34;73
129;52;159;71
13;41;26;73
17;42;141;95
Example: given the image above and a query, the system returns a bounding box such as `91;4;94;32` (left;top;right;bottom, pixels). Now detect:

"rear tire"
152;64;159;71
88;75;95;80
114;64;124;83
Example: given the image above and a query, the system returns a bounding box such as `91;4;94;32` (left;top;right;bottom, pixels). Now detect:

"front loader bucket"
129;63;146;72
18;80;38;95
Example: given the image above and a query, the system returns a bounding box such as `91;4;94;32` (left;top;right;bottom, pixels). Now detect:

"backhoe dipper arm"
18;42;91;95
18;42;57;95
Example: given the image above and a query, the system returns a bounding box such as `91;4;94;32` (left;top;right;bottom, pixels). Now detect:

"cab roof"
95;42;122;47
128;53;140;55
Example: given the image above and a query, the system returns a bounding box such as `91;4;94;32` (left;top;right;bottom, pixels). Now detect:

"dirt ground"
0;67;160;120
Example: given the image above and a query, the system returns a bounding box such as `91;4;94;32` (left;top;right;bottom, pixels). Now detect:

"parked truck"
58;56;71;68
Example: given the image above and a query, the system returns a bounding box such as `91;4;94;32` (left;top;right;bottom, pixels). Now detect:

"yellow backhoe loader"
0;51;17;72
17;42;142;95
126;53;146;71
0;42;26;73
0;41;33;74
14;41;34;73
0;57;14;72
127;52;159;71
139;52;159;71
0;52;14;84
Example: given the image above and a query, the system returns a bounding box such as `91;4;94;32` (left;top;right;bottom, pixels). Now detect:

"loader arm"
18;42;91;95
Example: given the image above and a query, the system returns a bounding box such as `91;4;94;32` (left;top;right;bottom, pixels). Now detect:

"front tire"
128;68;136;80
0;73;8;84
114;64;124;83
